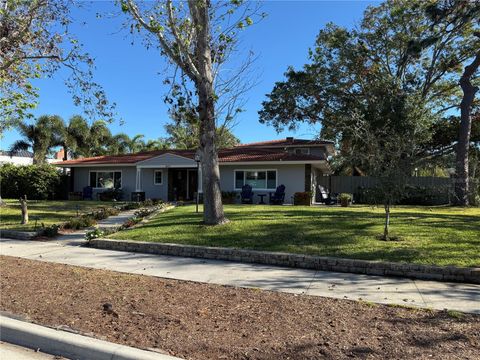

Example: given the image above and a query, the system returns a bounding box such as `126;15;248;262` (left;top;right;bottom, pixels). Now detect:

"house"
0;150;35;166
54;137;334;204
0;149;66;166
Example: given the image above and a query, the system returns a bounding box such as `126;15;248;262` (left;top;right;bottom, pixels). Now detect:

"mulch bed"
1;256;479;360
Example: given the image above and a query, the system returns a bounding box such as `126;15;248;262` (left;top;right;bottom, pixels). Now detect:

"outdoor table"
257;194;267;204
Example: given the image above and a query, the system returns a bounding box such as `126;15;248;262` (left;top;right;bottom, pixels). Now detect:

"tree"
346;83;434;239
59;115;91;160
127;134;146;153
144;137;171;151
259;0;478;152
0;0;115;133
165;116;240;149
120;0;261;224
455;36;480;204
9;115;59;163
422;0;480;204
84;120;113;157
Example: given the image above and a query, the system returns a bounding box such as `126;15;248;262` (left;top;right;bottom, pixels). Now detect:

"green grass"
108;204;480;267
0;199;117;231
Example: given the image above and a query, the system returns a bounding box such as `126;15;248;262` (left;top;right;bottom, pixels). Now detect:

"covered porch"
134;153;202;202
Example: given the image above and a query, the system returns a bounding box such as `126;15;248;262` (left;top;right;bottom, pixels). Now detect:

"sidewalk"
1;235;479;314
1;210;479;314
0;341;66;360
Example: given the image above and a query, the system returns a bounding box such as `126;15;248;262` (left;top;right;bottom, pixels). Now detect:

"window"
89;171;122;189
154;170;163;185
234;170;277;190
294;148;310;155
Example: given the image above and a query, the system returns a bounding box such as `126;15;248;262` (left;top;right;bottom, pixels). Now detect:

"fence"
316;176;456;205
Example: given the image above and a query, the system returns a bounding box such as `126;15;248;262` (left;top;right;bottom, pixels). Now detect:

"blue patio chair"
240;184;254;204
269;184;286;205
83;186;93;200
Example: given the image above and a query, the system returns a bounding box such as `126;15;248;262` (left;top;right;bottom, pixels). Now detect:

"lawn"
0;199;118;230
109;204;480;267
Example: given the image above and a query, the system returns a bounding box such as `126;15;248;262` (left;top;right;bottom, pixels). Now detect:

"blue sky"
2;0;379;149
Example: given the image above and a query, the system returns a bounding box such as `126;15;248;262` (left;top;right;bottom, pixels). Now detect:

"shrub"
63;216;96;230
293;192;311;205
221;191;237;204
98;188;123;201
0;163;66;200
41;224;60;237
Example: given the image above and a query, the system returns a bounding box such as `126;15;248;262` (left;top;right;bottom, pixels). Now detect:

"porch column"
135;167;142;191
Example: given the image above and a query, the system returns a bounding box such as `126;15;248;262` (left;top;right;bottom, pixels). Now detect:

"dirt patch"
1;255;479;360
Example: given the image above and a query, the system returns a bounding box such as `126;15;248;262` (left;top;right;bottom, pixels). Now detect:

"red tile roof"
236;137;334;147
53;145;326;166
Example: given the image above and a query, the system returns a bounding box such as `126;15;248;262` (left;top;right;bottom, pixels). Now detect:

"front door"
187;169;198;200
168;169;199;201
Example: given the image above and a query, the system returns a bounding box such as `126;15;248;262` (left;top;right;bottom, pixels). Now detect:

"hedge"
0;163;68;200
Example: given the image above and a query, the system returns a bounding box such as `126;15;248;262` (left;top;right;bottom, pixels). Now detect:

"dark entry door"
170;169;188;201
187;170;198;200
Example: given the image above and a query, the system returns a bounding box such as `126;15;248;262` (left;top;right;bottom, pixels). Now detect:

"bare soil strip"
1;256;478;360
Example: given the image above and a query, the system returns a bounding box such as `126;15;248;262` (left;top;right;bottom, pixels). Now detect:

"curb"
0;315;182;360
89;239;480;284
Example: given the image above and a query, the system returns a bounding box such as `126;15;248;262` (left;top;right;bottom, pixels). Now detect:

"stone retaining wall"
0;229;40;240
89;239;480;284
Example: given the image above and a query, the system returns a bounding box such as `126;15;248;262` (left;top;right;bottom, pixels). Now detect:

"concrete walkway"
0;341;67;360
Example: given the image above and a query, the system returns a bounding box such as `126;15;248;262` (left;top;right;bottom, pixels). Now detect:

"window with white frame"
154;170;163;185
89;171;122;189
235;170;277;190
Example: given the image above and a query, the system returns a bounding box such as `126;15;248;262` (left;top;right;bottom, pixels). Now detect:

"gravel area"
1;255;479;360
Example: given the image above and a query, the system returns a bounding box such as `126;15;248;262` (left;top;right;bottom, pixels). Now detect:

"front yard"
0;199;117;231
109;204;480;267
1;256;478;360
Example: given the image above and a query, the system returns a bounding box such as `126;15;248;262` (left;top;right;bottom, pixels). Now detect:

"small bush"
222;191;237;204
63;216;97;230
98;188;123;201
293;192;311;206
41;224;60;237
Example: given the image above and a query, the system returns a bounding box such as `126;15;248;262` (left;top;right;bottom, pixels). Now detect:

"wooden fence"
317;176;454;195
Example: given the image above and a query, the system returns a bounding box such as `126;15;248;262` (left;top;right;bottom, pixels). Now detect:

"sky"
1;0;380;149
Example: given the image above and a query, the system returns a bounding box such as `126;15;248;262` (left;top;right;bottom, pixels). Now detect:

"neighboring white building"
0;150;61;165
0;150;34;165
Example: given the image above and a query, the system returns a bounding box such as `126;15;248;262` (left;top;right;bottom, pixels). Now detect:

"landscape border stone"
0;314;182;360
89;238;480;284
0;229;41;240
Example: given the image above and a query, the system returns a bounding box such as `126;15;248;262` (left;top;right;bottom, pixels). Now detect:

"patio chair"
83;186;93;200
318;185;329;203
240;184;254;204
269;184;286;205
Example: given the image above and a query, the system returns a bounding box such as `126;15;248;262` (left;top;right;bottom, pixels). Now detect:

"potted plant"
339;193;352;207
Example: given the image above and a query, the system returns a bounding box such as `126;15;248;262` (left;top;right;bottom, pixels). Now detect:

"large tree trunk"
454;48;480;206
193;0;226;225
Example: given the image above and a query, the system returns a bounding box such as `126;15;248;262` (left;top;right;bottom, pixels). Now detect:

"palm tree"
108;133;131;155
86;120;113;156
127;134;146;153
10;115;58;164
144;137;171;151
55;115;91;160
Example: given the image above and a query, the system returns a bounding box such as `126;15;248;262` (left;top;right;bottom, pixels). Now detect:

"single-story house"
54;137;334;204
